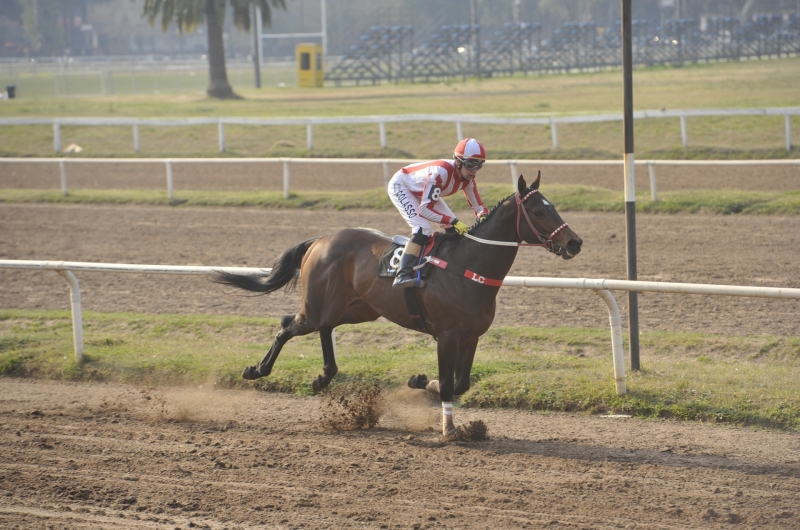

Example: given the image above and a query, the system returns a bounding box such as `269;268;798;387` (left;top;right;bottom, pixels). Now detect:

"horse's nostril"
567;238;582;251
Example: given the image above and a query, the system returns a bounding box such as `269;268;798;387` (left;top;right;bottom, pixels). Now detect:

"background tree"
141;0;286;99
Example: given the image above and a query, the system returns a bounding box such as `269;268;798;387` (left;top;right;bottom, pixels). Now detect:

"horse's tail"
209;237;320;294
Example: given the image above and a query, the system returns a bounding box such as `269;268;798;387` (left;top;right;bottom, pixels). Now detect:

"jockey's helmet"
454;138;486;168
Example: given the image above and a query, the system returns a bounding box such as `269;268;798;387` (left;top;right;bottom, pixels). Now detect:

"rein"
423;189;570;287
462;190;568;255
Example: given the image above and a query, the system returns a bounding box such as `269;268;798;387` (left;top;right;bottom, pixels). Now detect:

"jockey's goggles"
457;157;484;171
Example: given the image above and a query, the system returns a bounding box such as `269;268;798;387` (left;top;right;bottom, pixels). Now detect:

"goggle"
457;157;484;171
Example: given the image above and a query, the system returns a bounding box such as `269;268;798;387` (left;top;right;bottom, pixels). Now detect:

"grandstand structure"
325;13;800;85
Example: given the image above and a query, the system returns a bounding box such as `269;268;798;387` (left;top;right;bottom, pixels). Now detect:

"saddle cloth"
377;236;436;278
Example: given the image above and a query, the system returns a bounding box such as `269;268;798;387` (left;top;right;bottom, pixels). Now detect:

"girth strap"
425;256;504;287
403;289;429;333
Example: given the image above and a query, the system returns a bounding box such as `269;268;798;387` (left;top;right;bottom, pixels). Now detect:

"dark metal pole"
471;0;480;76
621;0;641;370
251;3;262;89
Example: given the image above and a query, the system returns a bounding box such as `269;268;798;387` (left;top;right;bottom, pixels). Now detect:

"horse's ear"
529;170;541;191
517;174;527;195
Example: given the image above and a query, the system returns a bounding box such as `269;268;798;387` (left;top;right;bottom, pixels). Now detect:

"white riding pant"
388;172;456;236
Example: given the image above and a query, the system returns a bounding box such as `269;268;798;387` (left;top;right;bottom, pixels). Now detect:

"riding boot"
392;251;425;289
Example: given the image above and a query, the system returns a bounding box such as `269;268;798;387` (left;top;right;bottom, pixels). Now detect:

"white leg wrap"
442;402;455;436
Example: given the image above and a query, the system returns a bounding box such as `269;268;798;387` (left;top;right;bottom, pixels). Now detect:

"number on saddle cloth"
376;236;435;279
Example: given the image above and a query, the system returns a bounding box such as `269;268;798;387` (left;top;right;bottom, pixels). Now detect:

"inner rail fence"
2;259;800;395
1;107;798;154
3;157;799;202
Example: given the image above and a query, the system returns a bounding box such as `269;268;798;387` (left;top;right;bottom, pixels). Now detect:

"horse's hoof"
242;366;261;380
312;376;324;394
442;427;458;440
407;374;429;389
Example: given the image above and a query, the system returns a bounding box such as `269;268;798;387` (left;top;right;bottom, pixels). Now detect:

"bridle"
463;189;569;256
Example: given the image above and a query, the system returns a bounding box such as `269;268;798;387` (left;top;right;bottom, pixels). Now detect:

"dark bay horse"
211;174;582;436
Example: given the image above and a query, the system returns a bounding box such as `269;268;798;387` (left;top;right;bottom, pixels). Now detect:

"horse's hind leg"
243;314;310;380
311;327;338;393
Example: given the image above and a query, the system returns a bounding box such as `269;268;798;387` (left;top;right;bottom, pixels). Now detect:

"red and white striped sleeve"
462;179;490;218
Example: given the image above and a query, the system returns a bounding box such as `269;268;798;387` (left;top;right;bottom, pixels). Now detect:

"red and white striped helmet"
454;138;486;161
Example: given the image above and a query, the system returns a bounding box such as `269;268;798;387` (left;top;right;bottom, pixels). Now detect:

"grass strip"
2;309;798;431
2;185;800;215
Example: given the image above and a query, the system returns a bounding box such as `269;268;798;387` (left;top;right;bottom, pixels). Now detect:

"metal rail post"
283;158;290;199
53;122;61;153
593;289;626;395
166;159;174;200
648;162;658;201
382;160;391;185
59;159;67;196
786;115;792;152
680;114;688;147
509;161;518;186
57;270;84;362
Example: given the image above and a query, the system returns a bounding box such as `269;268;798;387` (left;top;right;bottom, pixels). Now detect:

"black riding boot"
392;251;425;289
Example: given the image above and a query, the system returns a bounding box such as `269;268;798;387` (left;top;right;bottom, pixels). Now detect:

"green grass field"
1;310;798;431
1;57;799;159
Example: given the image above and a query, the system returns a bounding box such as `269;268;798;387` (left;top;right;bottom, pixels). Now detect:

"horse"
210;173;582;436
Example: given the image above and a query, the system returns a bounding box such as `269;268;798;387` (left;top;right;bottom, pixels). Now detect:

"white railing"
3;259;800;395
2;156;798;202
1;107;798;153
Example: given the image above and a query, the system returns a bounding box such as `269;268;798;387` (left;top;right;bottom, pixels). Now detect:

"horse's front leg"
454;337;479;396
436;332;458;437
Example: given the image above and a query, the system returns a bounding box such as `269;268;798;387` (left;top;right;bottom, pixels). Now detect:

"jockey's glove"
452;219;469;235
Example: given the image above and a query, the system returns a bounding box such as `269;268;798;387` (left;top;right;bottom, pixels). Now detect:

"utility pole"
471;0;480;76
621;0;641;370
251;4;261;88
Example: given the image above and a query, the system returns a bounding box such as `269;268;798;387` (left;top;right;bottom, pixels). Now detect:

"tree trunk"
205;0;241;99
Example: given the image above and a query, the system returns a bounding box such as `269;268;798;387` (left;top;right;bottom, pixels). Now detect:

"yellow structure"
296;43;324;87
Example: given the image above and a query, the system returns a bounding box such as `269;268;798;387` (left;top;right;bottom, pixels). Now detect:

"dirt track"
1;174;800;527
1;378;799;529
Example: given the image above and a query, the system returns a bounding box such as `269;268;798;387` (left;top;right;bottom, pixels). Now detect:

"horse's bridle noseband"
515;189;569;255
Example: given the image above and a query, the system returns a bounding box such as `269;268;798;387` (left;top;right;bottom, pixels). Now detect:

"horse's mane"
435;189;519;246
469;192;515;231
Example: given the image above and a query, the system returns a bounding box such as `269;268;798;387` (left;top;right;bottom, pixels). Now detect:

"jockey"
387;137;490;289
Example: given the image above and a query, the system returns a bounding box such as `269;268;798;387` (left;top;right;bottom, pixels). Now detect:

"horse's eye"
532;209;545;218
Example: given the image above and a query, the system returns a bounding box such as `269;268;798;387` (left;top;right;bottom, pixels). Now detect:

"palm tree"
141;0;287;99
